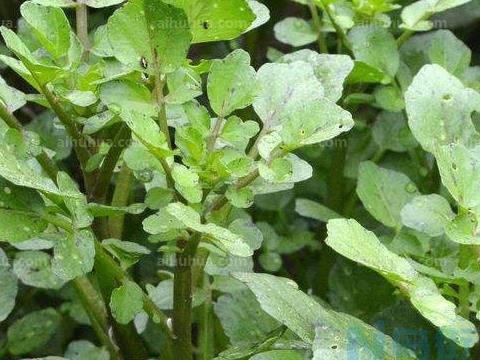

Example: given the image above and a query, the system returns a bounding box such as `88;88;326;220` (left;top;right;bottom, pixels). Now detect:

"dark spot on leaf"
331;345;338;349
443;94;452;101
202;21;210;30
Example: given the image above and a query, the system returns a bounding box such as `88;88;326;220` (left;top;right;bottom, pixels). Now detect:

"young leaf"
102;239;151;269
107;0;192;74
356;161;419;229
207;49;258;117
405;65;480;153
166;202;253;257
110;280;144;324
401;194;454;237
274;17;317;47
348;26;399;80
20;1;71;59
171;163;203;203
7;308;61;355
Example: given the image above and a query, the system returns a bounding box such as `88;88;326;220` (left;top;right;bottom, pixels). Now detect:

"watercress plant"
1;0;480;359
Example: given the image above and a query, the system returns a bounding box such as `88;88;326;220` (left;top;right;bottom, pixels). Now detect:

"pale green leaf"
401;194;454;237
253;62;324;129
405;65;480;153
52;229;95;280
295;198;341;223
57;172;93;229
326;219;418;282
274;17;317;47
356;161;419;229
13;251;65;289
279;50;354;102
0;249;17;322
207;49;257;117
348;26;399;80
20;1;71;59
65;340;110;360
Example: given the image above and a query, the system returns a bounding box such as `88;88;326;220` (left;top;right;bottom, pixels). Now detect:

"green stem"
75;2;90;60
90;124;131;203
198;274;214;360
0;102;22;130
173;235;201;360
458;280;471;319
109;165;133;239
207;116;225;153
308;0;328;53
320;0;351;52
154;75;172;149
73;277;123;360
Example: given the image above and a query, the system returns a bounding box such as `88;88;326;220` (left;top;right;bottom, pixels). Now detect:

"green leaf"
0;26;61;86
326;218;479;348
295;198;341;223
326;219;418;283
346;60;390;84
233;272;416;359
0;209;48;244
401;0;472;31
435;144;480;209
165;67;202;105
445;212;480;245
102;239;151;269
65;340;110;360
279;50;354;102
251;351;305;360
372;111;417;152
20;1;71;59
0;77;26;113
110;280;144;324
405;65;480;153
207;49;257;117
274;17;317;47
220;116;259;151
7;308;61;355
226;187;254;208
348;26;399;80
163;0;256;43
373;85;405;112
88;203;146;217
57;172;93;229
52;229;95;280
280;98;354;148
246;0;270;32
107;0;191;74
171;163;203;203
13;251;65;289
253;62;324;129
100;80;157;118
401;194;454;237
166;202;253;257
0;249;17;322
427;30;471;77
356;161;419;229
214;290;279;346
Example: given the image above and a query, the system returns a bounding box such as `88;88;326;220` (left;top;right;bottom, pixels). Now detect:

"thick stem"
90;124;131;203
207;116;225;153
73;277;123;360
154;76;172;149
76;2;90;60
109;166;133;239
173;251;193;359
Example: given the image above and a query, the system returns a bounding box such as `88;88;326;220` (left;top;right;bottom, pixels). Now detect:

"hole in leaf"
331;345;338;349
